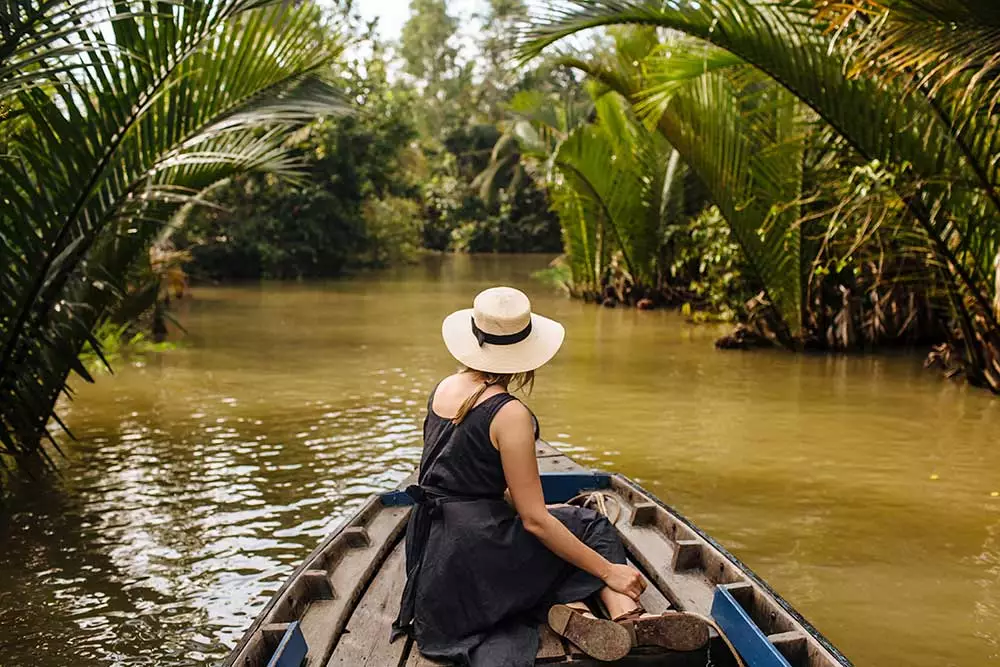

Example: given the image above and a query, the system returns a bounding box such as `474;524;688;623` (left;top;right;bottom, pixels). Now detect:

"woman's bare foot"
548;604;631;662
614;610;710;651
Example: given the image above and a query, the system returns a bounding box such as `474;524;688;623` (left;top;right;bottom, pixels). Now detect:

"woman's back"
418;376;516;499
419;372;540;494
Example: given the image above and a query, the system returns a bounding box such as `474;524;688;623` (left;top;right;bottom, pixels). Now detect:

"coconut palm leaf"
832;0;1000;102
827;0;1000;277
655;74;806;338
554;29;807;337
0;0;348;465
549;180;603;288
474;89;592;204
556;124;641;279
520;0;1000;386
0;0;126;104
519;1;994;299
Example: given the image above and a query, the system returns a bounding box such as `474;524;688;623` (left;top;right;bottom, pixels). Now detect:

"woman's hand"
601;563;647;601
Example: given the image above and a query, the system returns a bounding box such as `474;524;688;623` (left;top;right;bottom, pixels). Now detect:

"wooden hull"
223;442;852;667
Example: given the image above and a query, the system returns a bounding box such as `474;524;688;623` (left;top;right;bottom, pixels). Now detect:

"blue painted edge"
711;586;791;667
539;471;611;504
266;620;308;667
380;472;611;507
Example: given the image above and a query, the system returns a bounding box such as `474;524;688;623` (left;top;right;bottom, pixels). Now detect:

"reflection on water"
1;254;999;666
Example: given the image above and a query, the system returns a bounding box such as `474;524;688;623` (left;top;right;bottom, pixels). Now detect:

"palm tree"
553;89;673;293
826;0;1000;314
521;0;1000;390
557;28;808;340
473;88;591;204
0;0;348;471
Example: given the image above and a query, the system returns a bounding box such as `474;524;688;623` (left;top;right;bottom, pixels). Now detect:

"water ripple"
3;262;1000;667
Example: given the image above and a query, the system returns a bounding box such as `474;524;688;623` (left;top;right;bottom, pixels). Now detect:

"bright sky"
358;0;492;42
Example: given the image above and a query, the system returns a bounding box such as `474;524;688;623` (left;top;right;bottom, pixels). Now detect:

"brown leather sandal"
547;604;631;662
613;608;710;652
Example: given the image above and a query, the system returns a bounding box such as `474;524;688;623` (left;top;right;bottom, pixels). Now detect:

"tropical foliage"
179;42;422;280
6;0;1000;482
0;0;348;469
0;0;580;478
178;0;570;282
515;0;1000;391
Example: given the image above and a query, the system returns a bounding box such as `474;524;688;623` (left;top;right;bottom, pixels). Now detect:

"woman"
392;287;708;665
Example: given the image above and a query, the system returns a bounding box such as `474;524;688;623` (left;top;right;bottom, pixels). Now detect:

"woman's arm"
491;401;646;601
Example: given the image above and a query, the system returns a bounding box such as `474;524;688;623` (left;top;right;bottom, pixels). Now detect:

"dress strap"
479;394;541;439
476;392;516;423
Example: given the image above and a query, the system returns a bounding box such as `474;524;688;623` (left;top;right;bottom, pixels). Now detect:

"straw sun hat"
442;287;565;374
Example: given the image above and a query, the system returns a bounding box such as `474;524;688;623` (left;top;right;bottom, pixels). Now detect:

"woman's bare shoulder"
435;372;467;391
432;372;506;417
492;398;533;431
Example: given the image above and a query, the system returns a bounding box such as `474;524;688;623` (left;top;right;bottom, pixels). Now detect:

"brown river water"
1;254;999;667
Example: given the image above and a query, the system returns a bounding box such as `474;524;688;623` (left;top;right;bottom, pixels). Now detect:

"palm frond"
0;0;348;463
521;0;1000;383
551;25;806;336
0;0;122;103
549;180;603;288
474;88;592;204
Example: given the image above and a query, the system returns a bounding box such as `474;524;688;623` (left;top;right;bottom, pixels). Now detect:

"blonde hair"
451;367;535;426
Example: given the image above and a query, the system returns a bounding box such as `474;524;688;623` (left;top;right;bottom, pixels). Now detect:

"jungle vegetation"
0;0;567;474
507;0;1000;392
3;0;999;479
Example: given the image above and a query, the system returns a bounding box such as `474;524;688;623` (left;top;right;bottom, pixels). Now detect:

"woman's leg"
599;586;640;619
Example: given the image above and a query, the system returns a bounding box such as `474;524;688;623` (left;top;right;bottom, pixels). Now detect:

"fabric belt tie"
391;484;503;641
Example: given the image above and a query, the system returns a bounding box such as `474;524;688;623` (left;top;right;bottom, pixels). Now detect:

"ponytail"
450;368;535;426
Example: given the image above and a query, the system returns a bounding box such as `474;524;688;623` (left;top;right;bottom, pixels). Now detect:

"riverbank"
1;255;997;667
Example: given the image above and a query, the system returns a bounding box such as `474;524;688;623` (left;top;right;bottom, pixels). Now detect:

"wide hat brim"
442;308;565;374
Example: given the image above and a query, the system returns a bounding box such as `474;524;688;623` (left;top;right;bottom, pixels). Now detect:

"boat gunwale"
224;458;853;667
613;473;853;667
220;492;393;666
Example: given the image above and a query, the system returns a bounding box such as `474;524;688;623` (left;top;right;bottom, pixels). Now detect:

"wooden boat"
223;442;853;667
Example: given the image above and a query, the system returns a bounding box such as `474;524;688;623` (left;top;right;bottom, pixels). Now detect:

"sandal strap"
611;606;646;623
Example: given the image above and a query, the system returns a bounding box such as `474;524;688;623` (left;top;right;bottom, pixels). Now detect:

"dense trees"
182;0;564;281
0;0;565;473
397;0;562;256
5;0;1000;478
180;41;422;280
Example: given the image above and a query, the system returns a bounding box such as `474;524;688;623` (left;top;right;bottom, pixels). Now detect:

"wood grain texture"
610;476;845;667
535;440;564;458
404;641;449;667
326;543;408;666
631;560;671;615
537;455;586;474
297;505;410;666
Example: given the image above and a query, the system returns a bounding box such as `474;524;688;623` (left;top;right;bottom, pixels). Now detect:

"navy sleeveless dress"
392;390;627;666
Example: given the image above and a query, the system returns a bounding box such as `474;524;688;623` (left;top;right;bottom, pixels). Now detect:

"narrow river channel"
1;254;998;666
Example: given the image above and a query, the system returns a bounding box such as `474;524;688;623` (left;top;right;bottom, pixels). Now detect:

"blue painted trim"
540;471;610;504
380;472;611;507
380;489;414;506
266;621;308;667
711;587;791;667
